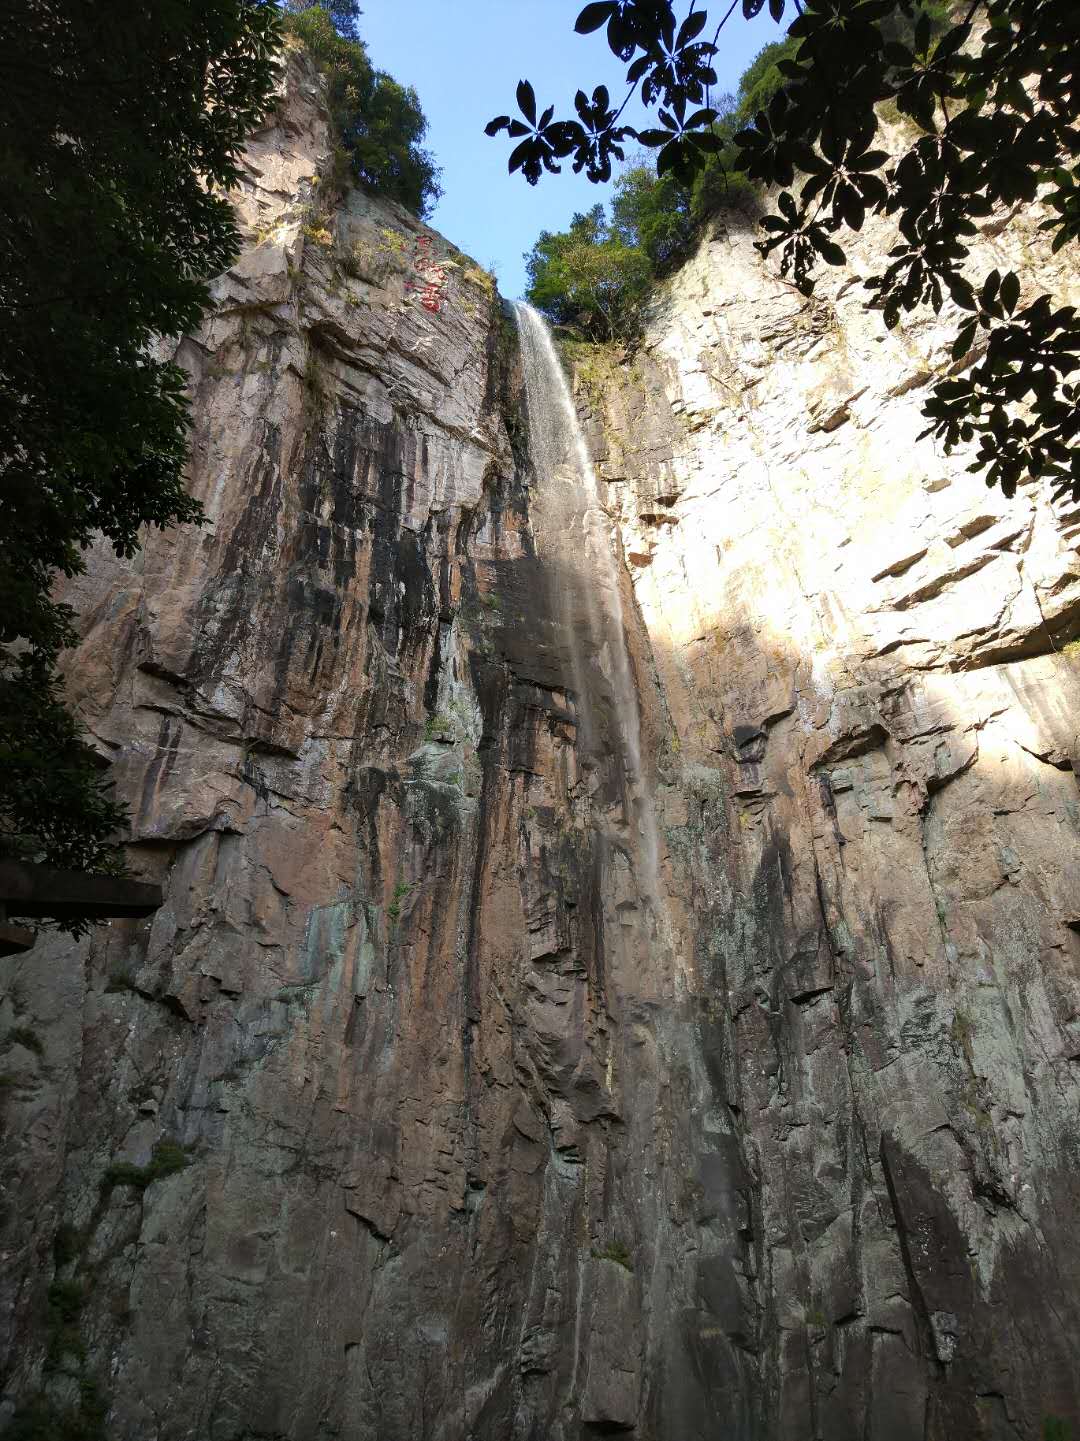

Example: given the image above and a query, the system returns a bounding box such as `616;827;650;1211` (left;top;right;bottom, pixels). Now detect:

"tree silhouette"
0;0;281;885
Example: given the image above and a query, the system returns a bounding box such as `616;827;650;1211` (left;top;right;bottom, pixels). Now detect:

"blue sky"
359;1;782;299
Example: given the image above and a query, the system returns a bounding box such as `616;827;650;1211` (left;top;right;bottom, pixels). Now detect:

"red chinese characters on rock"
404;232;448;313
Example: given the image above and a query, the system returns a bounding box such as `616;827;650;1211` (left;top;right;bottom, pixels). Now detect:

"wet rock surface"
0;52;1078;1441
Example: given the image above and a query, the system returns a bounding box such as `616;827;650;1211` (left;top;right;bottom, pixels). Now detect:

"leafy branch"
489;0;1080;499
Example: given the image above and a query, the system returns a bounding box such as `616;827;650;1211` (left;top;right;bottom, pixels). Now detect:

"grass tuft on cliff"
101;1139;192;1193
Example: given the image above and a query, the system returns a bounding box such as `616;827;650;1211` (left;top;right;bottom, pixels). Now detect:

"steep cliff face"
1;52;1078;1441
578;179;1080;1441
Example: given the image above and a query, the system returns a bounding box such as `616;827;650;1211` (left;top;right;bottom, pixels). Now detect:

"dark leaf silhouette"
576;1;617;33
516;79;537;125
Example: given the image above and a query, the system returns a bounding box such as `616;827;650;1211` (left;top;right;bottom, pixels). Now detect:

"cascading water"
513;301;661;902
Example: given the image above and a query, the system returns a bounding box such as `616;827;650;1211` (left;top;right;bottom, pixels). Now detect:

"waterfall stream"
513;301;661;903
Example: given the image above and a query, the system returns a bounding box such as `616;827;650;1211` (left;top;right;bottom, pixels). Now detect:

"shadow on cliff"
619;559;1080;1439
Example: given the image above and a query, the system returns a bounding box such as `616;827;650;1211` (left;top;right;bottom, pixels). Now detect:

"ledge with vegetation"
282;5;441;218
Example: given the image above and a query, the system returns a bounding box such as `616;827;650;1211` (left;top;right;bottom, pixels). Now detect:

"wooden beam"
0;862;162;921
0;923;36;958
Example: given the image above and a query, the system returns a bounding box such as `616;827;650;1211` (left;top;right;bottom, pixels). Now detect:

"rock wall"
578;164;1080;1440
1;50;1078;1441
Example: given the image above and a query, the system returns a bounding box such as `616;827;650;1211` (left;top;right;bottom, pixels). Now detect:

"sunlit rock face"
579;180;1080;1438
1;50;1078;1441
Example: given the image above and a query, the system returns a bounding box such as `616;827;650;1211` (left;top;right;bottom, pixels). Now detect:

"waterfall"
513;301;661;903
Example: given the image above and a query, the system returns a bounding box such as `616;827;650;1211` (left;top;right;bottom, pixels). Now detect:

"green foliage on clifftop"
526;200;654;342
524;3;955;344
524;34;791;341
283;7;441;217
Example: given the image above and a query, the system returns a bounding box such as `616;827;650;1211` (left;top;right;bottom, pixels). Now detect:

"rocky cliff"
1;50;1078;1441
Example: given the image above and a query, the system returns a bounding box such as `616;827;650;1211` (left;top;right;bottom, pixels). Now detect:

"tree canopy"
527;200;655;339
491;0;1080;500
0;1;439;913
283;0;362;38
0;0;281;896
